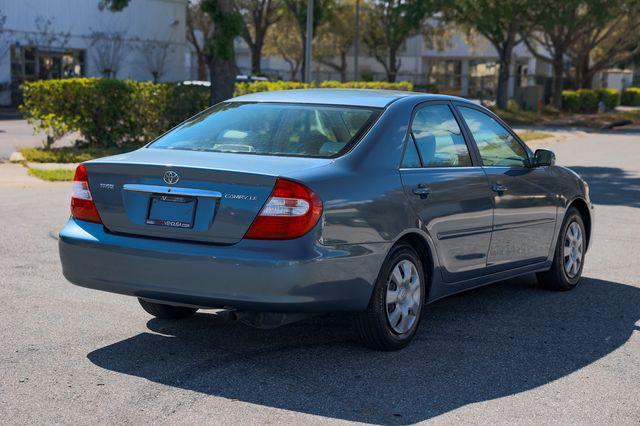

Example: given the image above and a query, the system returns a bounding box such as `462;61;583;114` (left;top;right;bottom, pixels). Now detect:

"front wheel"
354;242;426;350
138;298;198;319
537;207;586;291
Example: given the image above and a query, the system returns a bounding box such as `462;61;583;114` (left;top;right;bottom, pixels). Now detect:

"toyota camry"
59;89;593;350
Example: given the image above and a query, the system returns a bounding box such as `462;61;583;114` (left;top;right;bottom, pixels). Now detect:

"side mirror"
533;149;556;167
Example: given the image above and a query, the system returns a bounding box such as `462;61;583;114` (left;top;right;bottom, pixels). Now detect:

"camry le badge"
163;170;179;185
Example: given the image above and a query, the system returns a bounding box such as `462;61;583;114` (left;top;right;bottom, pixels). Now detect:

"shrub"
234;80;413;96
562;90;581;112
318;80;413;91
561;88;618;113
20;78;171;148
164;83;211;128
596;88;620;110
235;81;311;96
621;87;640;106
20;78;81;147
21;78;414;148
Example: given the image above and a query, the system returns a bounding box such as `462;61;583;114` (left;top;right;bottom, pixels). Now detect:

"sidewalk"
515;128;587;150
0;119;76;160
0;162;70;188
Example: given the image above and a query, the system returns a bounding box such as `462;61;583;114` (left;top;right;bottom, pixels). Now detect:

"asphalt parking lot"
1;132;639;424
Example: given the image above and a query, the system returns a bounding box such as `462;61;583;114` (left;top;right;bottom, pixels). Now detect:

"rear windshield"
150;102;380;158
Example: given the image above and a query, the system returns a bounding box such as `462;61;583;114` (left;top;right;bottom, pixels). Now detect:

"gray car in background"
59;89;593;350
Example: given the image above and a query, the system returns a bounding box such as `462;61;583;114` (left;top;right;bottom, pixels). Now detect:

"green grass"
28;168;75;181
20;146;135;163
518;131;554;142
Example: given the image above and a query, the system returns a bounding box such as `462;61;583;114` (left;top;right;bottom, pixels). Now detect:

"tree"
100;0;241;103
363;0;439;82
523;0;607;109
90;30;128;77
201;0;244;103
568;1;640;89
26;15;71;50
283;0;334;81
314;0;357;82
236;0;284;74
137;38;175;82
264;15;303;80
186;2;214;81
444;0;533;109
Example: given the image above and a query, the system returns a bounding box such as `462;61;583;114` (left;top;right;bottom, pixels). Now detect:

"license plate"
146;195;197;228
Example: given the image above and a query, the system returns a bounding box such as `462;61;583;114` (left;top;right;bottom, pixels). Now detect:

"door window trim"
451;102;533;168
399;100;482;170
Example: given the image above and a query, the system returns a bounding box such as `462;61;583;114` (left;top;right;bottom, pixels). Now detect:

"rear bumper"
59;219;388;312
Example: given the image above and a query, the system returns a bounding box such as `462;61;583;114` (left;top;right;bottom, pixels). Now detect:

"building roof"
229;88;428;108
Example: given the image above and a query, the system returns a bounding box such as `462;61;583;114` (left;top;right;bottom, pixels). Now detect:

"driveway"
0;132;639;424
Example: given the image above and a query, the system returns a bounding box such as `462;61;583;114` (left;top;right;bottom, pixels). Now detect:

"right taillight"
70;164;102;224
244;177;322;240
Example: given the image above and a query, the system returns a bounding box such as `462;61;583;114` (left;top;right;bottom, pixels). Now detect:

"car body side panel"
483;166;559;268
547;165;595;254
399;167;494;282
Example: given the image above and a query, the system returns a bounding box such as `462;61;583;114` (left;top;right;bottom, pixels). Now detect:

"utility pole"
354;0;360;81
304;0;314;82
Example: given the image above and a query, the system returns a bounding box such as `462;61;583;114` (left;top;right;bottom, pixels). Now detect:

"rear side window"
408;104;472;167
401;138;421;168
151;102;380;158
458;106;529;167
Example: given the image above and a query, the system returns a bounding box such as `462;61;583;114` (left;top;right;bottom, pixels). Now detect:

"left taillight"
244;177;322;240
70;164;102;224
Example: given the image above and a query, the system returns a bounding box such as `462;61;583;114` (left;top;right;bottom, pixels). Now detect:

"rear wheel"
537;207;586;291
354;242;425;350
138;298;198;319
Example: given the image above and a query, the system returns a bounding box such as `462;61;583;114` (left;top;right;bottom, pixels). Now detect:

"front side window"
151;102;379;158
458;107;529;167
408;104;472;167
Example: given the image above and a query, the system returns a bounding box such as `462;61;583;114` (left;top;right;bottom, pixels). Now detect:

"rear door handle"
412;183;430;199
492;183;508;193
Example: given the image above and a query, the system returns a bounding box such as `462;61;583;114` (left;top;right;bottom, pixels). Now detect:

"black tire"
537;207;586;291
138;298;198;319
354;242;426;350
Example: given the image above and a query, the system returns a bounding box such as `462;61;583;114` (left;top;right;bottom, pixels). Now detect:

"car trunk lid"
85;148;331;244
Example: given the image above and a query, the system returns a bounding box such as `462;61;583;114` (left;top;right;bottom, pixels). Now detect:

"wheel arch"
567;197;592;251
392;230;438;301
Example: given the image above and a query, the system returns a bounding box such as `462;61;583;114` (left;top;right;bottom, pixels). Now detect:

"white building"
227;30;554;104
0;0;188;105
2;1;633;108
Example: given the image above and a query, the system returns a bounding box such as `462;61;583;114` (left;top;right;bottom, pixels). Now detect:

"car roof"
228;88;468;108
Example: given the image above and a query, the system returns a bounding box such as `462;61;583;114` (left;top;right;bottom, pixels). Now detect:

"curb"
9;151;25;163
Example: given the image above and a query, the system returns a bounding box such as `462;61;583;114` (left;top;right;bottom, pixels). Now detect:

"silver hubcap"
563;221;583;278
385;259;421;334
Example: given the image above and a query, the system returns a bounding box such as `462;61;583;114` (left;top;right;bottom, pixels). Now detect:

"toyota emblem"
163;170;179;185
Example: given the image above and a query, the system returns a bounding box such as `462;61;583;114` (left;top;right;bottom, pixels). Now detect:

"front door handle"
413;183;430;199
492;183;508;194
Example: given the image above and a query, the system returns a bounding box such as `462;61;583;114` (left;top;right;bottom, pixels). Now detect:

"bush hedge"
561;88;620;113
234;80;413;95
621;87;640;106
21;78;413;148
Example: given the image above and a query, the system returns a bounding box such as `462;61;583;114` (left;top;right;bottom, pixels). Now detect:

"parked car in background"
58;89;593;350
